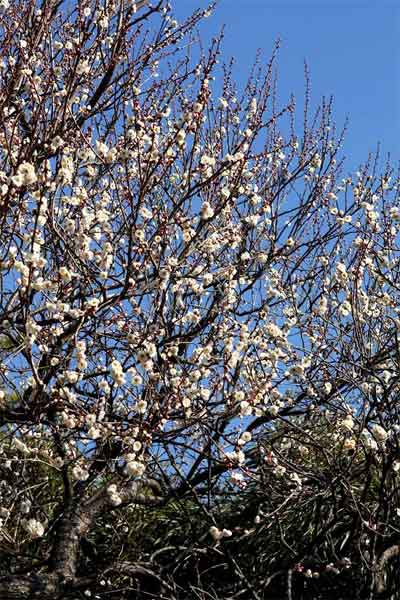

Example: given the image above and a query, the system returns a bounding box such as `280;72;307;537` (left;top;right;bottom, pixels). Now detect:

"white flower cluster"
58;154;75;184
11;162;37;187
237;431;252;446
59;266;73;282
76;59;90;76
200;201;214;220
107;484;122;506
136;342;157;371
24;518;45;539
64;370;80;384
125;454;145;477
76;340;88;370
226;449;245;465
209;526;232;541
96;140;117;163
341;415;354;431
72;464;90;481
110;359;125;386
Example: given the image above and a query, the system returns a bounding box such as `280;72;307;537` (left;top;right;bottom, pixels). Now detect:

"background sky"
173;0;399;173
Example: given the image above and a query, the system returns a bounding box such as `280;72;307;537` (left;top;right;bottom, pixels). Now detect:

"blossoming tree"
0;1;399;598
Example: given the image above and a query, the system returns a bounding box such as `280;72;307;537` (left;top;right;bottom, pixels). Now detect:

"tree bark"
0;574;61;600
375;544;400;594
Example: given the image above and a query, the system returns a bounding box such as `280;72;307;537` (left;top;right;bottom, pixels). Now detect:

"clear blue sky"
173;0;399;171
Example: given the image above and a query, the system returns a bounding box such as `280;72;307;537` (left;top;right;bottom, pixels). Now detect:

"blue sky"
173;0;399;172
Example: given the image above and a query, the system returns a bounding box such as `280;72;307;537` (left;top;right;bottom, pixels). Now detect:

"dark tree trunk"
0;574;62;600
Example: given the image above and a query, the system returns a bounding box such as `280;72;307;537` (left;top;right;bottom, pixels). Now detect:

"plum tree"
0;1;399;598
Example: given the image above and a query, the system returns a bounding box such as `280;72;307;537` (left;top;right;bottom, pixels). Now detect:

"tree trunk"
0;481;163;599
0;574;62;600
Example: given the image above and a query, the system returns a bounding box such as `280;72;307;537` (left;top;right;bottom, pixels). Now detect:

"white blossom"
11;162;37;187
24;518;45;539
